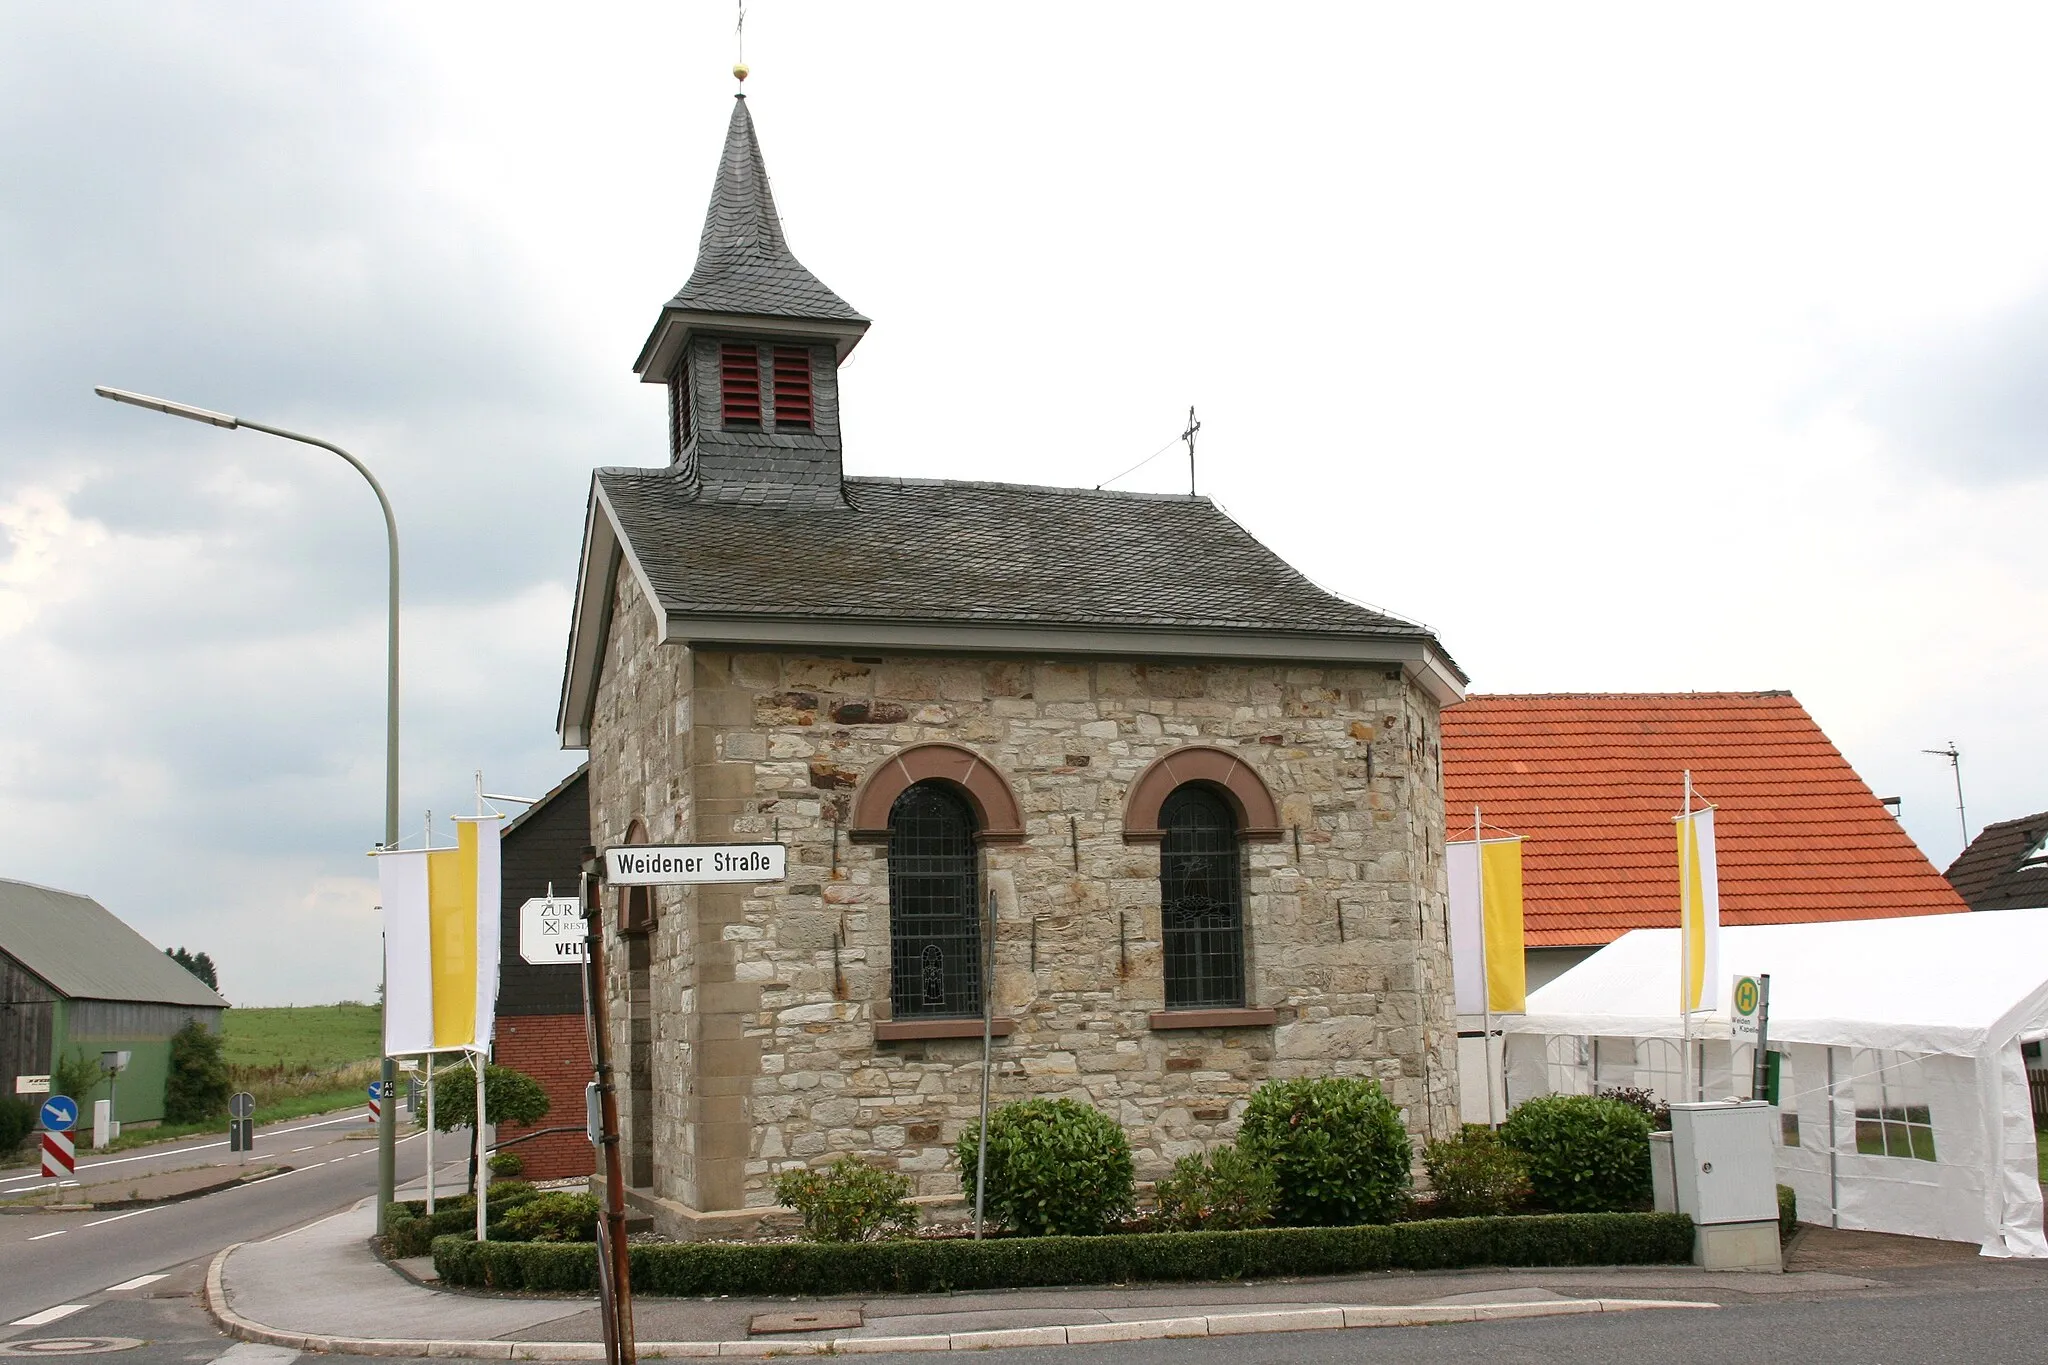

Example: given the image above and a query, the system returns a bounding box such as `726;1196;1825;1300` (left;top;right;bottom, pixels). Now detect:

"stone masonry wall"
586;601;1463;1217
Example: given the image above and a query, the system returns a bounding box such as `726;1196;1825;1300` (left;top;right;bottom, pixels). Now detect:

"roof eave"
656;610;1468;705
558;480;671;749
634;309;871;381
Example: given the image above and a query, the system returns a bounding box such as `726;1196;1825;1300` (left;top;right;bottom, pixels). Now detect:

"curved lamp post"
93;386;403;1231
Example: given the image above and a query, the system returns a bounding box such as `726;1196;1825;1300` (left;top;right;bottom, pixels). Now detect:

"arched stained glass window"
1160;785;1245;1010
888;782;981;1017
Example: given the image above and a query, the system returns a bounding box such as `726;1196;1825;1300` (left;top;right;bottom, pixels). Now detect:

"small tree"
164;1020;231;1123
431;1062;552;1197
430;1063;551;1131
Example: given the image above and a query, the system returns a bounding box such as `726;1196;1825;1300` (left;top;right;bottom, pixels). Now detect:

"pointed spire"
666;96;865;324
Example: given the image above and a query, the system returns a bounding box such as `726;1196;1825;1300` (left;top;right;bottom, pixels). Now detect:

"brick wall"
495;1013;593;1182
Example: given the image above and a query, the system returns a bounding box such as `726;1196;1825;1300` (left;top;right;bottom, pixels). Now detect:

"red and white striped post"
41;1129;74;1181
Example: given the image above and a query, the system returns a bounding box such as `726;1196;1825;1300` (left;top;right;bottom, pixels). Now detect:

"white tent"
1497;909;2048;1257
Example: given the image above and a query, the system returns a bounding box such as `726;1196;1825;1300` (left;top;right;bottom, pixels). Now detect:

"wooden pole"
582;851;636;1365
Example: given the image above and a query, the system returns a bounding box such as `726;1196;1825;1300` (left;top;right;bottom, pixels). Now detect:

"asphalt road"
0;1118;464;1365
798;1285;2048;1364
0;1109;389;1193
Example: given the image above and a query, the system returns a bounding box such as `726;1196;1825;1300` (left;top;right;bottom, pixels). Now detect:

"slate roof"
597;469;1451;649
0;878;230;1009
665;95;865;324
1944;811;2048;912
1442;693;1967;948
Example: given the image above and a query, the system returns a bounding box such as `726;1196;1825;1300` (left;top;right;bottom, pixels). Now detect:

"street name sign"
519;897;588;965
605;843;786;886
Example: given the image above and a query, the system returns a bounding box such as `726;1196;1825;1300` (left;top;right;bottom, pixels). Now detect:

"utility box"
1669;1100;1780;1270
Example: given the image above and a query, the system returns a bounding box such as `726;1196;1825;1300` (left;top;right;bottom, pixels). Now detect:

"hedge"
432;1211;1695;1295
1778;1184;1798;1245
385;1185;540;1258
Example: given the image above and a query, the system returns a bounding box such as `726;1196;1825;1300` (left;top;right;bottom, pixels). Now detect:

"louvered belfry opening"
720;343;761;428
888;782;981;1018
771;347;813;430
1160;785;1246;1010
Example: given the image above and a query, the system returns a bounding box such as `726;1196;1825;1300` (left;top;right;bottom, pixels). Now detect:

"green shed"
1;878;228;1127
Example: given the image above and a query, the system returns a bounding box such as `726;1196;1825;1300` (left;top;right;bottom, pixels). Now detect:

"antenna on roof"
1921;742;1968;848
1182;406;1201;497
734;0;749;85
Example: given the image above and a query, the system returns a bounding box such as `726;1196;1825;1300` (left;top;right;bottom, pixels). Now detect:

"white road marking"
103;1274;168;1293
9;1304;88;1326
209;1342;300;1365
83;1206;163;1227
26;1229;67;1241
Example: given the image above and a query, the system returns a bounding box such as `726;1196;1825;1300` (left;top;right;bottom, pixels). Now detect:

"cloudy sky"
5;4;2046;1005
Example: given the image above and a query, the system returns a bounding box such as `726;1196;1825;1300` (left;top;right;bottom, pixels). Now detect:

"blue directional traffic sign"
40;1096;77;1132
368;1081;391;1100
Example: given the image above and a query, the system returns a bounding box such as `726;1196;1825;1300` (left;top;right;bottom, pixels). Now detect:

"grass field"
222;1002;383;1070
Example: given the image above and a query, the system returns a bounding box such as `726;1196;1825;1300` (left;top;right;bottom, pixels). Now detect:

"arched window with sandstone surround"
887;782;982;1018
1159;785;1246;1009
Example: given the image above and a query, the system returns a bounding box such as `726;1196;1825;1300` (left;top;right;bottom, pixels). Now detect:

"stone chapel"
557;91;1469;1236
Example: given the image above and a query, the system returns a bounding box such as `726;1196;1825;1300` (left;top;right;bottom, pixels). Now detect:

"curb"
205;1245;1716;1358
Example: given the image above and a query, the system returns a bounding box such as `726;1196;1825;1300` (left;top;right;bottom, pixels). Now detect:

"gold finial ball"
733;63;749;83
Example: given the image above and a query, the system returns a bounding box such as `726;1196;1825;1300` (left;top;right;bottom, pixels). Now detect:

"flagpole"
474;1050;489;1241
1476;805;1498;1127
425;1053;436;1215
1680;770;1693;1106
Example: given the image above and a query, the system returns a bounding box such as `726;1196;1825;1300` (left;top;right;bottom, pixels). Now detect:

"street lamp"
93;385;404;1231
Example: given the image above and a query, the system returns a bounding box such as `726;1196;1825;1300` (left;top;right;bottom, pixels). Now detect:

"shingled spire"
633;94;869;509
669;94;866;324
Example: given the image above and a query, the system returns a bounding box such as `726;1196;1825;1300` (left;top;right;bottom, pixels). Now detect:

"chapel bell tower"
631;93;869;509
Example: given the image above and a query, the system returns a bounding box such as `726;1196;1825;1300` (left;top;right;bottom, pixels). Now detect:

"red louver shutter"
772;347;813;430
720;344;761;428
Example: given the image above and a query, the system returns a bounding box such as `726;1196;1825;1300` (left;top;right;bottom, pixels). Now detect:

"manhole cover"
0;1340;144;1356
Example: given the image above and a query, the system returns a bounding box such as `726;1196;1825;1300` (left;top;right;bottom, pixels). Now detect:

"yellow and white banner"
380;816;503;1054
1448;835;1526;1014
1675;805;1720;1013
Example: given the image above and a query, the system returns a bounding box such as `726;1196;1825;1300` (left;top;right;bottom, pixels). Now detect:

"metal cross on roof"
1182;406;1201;496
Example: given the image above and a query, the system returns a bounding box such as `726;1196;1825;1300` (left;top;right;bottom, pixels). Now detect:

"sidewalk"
207;1198;1764;1358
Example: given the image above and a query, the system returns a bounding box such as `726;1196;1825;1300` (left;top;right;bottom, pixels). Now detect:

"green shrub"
432;1211;1696;1294
488;1152;524;1178
500;1192;600;1243
165;1020;232;1123
955;1099;1134;1237
0;1097;35;1154
50;1052;103;1109
1778;1184;1797;1244
1236;1077;1412;1226
775;1157;919;1242
1423;1125;1532;1217
1598;1085;1672;1132
1151;1144;1277;1231
384;1183;543;1257
1500;1095;1653;1212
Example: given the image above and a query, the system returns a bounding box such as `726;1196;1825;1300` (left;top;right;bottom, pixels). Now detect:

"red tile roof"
1442;692;1966;948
